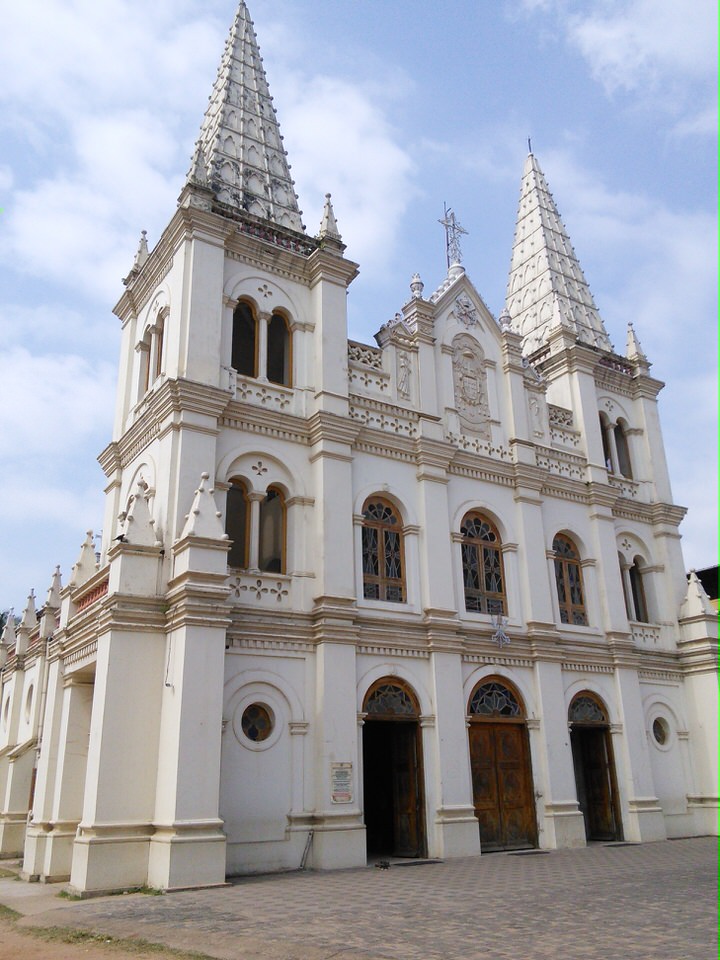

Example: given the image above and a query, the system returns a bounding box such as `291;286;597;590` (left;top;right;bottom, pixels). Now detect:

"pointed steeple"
505;152;613;355
69;531;99;588
179;473;228;541
16;590;37;656
318;193;342;242
626;320;649;362
189;2;304;232
39;566;62;640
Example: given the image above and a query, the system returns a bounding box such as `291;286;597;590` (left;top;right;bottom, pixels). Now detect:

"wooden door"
571;726;621;841
391;722;422;856
469;721;537;851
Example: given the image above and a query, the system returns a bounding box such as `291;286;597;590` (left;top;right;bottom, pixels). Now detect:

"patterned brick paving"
2;838;716;960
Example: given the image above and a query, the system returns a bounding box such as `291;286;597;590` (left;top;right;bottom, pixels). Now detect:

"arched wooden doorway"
467;677;537;851
362;679;426;858
568;693;623;841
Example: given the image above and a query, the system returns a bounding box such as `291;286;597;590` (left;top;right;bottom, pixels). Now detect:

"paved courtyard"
0;837;716;960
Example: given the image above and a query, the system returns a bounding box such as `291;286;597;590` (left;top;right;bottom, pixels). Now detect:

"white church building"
0;2;716;894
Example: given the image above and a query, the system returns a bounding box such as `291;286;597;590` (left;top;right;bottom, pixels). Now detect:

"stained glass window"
568;695;607;724
364;682;418;716
241;703;273;741
361;499;405;602
553;534;588;625
460;513;506;615
469;680;522;717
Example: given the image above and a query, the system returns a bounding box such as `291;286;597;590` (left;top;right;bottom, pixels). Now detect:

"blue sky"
0;0;716;613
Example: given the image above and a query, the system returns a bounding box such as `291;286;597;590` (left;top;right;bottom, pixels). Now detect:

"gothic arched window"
267;313;291;386
553;534;588;625
259;486;285;573
614;420;632;479
629;557;649;623
361;498;405;602
460;513;506;615
226;479;250;569
232;301;258;378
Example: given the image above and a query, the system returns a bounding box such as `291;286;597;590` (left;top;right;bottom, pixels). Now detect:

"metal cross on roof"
438;203;468;268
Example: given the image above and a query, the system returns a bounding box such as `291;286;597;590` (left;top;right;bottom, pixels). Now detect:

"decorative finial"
528;136;532;154
189;140;209;185
491;609;510;648
318;192;342;242
498;307;513;330
410;273;424;299
133;230;149;270
438;203;468;268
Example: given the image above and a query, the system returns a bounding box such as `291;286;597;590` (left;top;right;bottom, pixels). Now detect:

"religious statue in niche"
527;393;546;439
451;333;491;438
397;351;411;399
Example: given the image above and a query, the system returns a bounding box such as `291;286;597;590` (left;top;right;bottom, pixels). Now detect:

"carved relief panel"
451;333;491;438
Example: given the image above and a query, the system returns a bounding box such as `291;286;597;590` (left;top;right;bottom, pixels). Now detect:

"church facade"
0;2;716;894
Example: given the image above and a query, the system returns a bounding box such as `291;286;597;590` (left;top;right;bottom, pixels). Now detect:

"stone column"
42;675;94;882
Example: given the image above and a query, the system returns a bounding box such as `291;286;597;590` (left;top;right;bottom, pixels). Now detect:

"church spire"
505;152;613;355
189;1;304;232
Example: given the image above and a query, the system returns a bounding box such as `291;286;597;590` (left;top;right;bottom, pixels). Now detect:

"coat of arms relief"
451;333;491;438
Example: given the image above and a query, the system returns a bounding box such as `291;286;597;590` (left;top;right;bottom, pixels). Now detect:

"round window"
652;717;669;745
241;704;273;742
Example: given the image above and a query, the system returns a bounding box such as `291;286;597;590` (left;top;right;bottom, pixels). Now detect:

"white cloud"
567;0;716;93
0;348;115;462
518;0;717;134
278;74;416;272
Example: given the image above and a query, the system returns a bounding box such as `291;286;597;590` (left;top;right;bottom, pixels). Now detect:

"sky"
0;0;716;614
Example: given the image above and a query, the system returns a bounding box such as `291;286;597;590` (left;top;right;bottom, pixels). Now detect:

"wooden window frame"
266;311;292;387
361;497;406;603
226;479;250;569
259;484;287;574
231;300;259;379
460;512;507;615
553;534;589;626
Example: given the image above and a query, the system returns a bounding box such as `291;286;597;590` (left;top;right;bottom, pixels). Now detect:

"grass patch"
2;919;217;959
0;867;17;878
57;889;83;901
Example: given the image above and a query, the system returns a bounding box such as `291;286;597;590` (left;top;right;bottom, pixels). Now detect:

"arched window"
259;486;285;573
232;301;257;378
460;513;506;615
468;678;524;718
629;557;649;623
267;313;291;386
614;420;632;479
226;479;249;568
553;534;588;625
153;314;165;382
361;498;405;602
599;413;612;472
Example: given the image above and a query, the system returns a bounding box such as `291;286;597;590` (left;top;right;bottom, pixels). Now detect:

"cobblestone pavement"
0;838;716;960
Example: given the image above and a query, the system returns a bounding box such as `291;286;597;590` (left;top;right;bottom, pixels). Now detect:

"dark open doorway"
362;680;426;859
569;694;622;841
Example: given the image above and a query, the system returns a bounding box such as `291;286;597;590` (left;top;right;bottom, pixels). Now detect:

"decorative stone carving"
451;334;491;438
452;294;479;328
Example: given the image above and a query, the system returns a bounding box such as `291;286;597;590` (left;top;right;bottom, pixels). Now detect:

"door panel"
469;722;537;851
571;726;621;841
